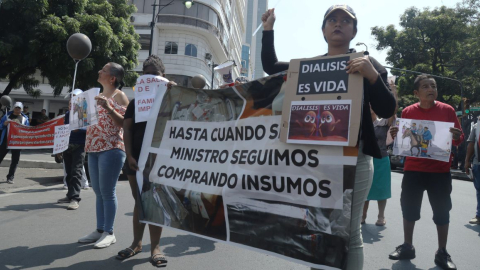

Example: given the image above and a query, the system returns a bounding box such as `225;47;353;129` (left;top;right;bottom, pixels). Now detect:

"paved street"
0;168;479;270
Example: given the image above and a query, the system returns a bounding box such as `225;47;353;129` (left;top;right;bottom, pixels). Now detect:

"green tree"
0;0;140;97
371;1;480;106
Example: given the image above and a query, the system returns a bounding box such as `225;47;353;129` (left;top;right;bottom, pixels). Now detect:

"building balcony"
156;14;229;59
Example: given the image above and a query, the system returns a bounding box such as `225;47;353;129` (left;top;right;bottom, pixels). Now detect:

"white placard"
53;124;70;154
134;74;169;123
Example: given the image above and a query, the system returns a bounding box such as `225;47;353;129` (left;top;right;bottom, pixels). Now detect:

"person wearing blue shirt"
423;127;433;145
0;102;30;184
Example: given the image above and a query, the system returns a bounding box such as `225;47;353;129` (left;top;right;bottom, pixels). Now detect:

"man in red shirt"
389;75;463;270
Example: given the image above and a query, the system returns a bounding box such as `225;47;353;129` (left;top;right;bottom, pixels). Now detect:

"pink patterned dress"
85;92;126;152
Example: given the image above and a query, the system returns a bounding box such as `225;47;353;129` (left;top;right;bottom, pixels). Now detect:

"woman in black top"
261;5;396;270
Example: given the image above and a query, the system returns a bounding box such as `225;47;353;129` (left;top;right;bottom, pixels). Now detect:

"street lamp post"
355;42;368;54
209;62;218;89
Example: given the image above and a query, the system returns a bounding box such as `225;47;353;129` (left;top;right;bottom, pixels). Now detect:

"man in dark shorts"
390;75;463;270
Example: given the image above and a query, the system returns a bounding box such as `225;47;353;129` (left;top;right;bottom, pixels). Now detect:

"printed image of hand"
449;127;462;140
390;126;399;139
261;8;276;31
346;56;379;85
94;95;113;112
127;156;139;172
167;81;177;90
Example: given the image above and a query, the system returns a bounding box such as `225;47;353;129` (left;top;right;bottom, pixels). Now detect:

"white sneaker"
67;200;79;210
78;230;103;243
93;232;116;249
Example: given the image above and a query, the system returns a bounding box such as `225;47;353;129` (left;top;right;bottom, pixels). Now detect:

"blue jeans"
473;164;480;217
88;148;126;233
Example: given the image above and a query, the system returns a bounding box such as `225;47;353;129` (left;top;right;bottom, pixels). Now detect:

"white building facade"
129;0;246;89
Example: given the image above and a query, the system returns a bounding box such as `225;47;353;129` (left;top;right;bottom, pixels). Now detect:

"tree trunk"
1;67;33;97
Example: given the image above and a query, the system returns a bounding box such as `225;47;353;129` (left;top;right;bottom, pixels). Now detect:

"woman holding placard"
261;5;396;270
78;62;129;248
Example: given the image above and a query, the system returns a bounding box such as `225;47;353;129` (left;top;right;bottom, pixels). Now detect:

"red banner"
7;116;65;149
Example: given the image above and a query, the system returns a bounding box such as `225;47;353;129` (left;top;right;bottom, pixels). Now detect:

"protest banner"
69;88;100;130
136;71;363;270
393;118;454;162
53;124;70;154
134;74;169;123
7;116;65;149
280;52;364;147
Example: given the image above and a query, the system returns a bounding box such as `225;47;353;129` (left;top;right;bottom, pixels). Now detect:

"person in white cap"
56;89;88;210
0;101;30;184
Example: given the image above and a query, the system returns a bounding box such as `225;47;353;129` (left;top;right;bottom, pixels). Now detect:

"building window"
165;74;193;88
165;42;178;54
139;34;151;50
185;44;197;57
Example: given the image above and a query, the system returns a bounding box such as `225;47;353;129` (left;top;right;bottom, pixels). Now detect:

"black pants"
0;138;21;179
401;171;452;225
64;144;86;202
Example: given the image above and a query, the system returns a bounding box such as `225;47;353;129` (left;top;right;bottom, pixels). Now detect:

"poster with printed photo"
69;88;100;130
280;52;364;147
287;100;352;146
393;118;454;162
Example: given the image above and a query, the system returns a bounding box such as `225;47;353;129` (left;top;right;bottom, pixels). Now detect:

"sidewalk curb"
0;158;63;169
451;171;470;181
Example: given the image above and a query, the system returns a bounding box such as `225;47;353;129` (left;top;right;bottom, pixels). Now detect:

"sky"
267;0;461;74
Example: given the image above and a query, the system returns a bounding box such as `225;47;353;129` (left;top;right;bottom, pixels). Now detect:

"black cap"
324;5;357;21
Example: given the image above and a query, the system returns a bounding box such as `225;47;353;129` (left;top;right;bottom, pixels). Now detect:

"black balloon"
66;33;92;60
192;75;206;89
0;95;12;107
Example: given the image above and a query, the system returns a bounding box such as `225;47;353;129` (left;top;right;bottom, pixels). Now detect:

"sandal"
150;253;168;267
375;218;386;226
115;247;142;260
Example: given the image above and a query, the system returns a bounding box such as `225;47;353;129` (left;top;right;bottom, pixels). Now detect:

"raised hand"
261;8;276;31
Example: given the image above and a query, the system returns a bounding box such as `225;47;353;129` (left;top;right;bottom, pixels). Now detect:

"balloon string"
71;60;80;98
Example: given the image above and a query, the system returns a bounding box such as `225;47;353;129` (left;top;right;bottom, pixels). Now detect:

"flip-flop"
115;247;142;260
375;218;386;226
150;253;168;267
